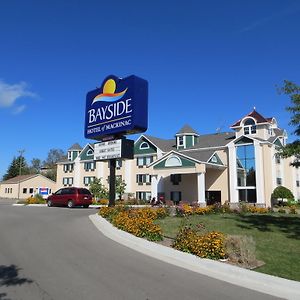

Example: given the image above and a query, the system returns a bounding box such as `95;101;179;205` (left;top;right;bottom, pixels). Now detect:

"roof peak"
176;124;199;135
68;143;82;151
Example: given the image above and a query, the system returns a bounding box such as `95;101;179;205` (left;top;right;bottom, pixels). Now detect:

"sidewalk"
89;213;300;300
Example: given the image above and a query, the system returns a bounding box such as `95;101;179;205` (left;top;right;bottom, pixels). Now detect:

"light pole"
17;149;25;200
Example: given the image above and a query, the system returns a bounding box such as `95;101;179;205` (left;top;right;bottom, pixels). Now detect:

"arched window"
165;155;182;167
243;118;256;135
86;149;93;156
140;142;149;149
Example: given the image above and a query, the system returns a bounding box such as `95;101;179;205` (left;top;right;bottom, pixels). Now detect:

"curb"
89;213;300;300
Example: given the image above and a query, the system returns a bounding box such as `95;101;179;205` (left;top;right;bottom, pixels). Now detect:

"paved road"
0;201;281;300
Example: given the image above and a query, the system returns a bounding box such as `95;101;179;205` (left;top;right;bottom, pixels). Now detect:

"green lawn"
156;213;300;281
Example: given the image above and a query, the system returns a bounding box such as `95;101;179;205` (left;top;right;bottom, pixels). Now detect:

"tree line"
2;149;66;182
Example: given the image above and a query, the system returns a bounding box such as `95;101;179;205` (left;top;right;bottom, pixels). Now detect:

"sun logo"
92;79;127;105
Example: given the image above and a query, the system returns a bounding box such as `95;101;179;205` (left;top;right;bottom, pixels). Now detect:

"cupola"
67;143;82;161
175;125;199;150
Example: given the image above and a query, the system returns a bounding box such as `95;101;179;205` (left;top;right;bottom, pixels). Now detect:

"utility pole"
17;149;25;200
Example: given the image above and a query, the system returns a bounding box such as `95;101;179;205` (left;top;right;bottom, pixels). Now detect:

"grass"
155;213;300;281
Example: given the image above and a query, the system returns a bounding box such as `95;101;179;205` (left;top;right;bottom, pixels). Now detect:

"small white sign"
94;140;122;160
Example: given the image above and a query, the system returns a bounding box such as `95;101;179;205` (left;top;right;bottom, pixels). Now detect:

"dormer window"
243;119;256;135
140;142;150;150
178;136;184;147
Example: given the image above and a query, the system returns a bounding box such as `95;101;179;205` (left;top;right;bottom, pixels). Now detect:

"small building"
0;174;56;199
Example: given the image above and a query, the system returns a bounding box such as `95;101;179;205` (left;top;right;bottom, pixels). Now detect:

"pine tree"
3;156;30;180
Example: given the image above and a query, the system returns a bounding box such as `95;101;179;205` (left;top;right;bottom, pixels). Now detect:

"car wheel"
83;205;89;208
47;200;52;207
67;200;74;208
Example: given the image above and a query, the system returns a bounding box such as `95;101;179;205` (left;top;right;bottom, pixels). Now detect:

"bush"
271;186;294;204
278;208;286;214
172;226;226;260
25;194;46;204
289;206;298;214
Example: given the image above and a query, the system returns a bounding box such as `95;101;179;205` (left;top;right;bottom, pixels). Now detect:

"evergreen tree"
3;156;30;180
278;80;300;166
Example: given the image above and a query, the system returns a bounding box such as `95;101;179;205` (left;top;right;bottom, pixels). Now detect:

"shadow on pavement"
0;264;33;286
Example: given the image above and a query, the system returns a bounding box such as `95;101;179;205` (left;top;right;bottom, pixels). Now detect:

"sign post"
85;75;148;206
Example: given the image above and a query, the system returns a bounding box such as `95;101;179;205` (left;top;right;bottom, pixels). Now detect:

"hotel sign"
94;139;134;161
85;75;148;140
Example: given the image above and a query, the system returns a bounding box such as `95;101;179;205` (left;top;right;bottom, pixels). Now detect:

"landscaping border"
89;213;300;300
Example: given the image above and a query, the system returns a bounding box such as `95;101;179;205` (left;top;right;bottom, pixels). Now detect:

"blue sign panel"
85;75;148;140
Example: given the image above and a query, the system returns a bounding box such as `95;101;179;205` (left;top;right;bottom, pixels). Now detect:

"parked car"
47;187;93;208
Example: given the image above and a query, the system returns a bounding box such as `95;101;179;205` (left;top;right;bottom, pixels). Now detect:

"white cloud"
12;105;26;115
0;80;36;108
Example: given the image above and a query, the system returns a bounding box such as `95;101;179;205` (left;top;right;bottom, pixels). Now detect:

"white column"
74;159;81;187
197;172;206;206
254;141;265;205
151;175;158;199
124;160;132;193
271;146;277;191
228;145;238;203
96;160;104;181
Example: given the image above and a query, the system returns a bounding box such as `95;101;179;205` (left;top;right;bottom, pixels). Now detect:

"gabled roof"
181;132;235;150
176;124;199;135
179;149;218;163
143;135;176;152
231;110;270;127
68;143;82;151
1;174;56;184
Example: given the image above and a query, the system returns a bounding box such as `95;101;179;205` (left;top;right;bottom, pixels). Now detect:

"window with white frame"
67;151;72;161
136;156;153;167
83;176;95;186
136;174;151;185
63;177;73;186
140;142;149;149
63;163;74;172
86;149;93;156
178;136;184;146
136;191;151;202
243;118;256;135
84;161;95;171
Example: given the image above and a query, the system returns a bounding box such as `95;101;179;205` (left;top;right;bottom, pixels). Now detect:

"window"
178;136;184;146
171;174;181;185
140;142;149;149
29;188;34;194
63;177;73;186
211;156;218;163
238;189;257;203
86;149;93;156
236;144;256;187
136;174;151;185
67;151;72;160
63;164;74;172
165;156;182;167
136;191;151;202
23;188;27;194
275;154;281;164
116;160;122;169
136;156;153;167
243;119;256;135
277;178;282;185
296;180;300;187
84;161;95;171
83;176;95;186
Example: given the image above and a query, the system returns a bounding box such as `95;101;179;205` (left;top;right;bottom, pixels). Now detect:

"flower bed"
99;206;169;241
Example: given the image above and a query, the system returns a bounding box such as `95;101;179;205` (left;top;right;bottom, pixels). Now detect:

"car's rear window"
78;188;91;195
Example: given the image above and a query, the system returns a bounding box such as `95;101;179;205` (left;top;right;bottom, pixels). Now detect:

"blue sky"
0;0;300;178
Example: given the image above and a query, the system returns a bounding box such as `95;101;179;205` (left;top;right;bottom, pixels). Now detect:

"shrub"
278;208;286;214
25;194;46;204
271;186;294;204
289;206;298;214
224;235;257;268
172;226;226;260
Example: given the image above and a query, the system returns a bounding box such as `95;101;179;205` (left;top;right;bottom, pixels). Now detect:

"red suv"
47;187;93;208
